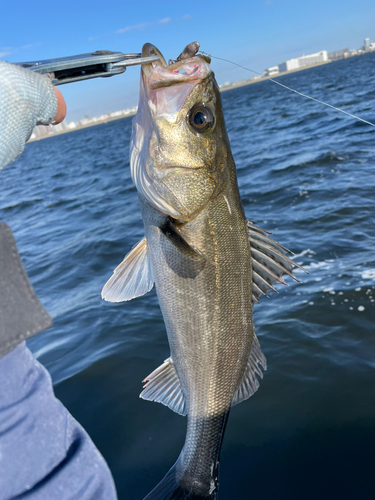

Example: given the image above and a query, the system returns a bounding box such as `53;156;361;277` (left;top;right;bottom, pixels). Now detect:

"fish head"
130;43;231;222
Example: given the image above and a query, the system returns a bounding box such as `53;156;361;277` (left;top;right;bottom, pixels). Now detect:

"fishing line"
200;52;375;129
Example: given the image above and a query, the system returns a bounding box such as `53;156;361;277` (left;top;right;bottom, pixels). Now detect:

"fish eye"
188;105;215;133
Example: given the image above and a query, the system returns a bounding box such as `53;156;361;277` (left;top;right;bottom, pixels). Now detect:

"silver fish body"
102;42;303;500
140;173;253;497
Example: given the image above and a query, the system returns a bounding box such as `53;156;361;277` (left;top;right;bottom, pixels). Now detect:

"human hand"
53;87;67;125
0;62;67;169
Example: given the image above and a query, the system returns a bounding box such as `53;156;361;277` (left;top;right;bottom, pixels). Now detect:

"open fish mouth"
130;42;216;219
140;42;212;91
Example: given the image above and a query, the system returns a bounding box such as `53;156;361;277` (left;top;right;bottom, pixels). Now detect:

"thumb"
53;87;67;124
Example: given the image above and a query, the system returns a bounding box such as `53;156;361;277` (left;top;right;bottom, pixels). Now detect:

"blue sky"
2;0;375;122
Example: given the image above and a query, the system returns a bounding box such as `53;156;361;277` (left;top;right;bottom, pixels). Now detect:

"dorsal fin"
232;334;267;406
247;220;307;304
140;358;187;416
101;237;154;302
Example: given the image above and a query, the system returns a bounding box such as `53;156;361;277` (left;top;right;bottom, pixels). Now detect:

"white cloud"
0;43;41;59
21;44;36;50
0;47;13;58
117;22;149;34
183;14;191;19
116;17;171;35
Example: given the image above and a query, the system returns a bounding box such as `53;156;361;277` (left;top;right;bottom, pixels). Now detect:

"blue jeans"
0;342;117;500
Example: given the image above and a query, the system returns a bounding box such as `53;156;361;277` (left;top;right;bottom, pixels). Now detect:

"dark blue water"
2;52;375;499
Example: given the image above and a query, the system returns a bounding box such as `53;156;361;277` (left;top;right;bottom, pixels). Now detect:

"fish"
102;42;305;500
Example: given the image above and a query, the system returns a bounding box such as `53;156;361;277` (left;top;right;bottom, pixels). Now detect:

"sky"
2;0;375;122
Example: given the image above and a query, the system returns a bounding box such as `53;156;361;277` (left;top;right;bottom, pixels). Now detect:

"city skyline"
2;0;375;122
30;39;374;142
28;34;374;142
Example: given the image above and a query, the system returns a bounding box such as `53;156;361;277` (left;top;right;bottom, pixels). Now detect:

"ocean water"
1;52;375;499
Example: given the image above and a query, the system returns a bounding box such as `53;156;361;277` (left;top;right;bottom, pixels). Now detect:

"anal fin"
232;334;267;406
140;357;187;416
101;237;154;302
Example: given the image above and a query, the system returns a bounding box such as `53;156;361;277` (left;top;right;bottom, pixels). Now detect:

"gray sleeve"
0;222;52;359
0;61;58;169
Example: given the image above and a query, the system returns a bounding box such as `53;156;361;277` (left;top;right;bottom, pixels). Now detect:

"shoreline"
28;112;136;142
219;59;332;92
29;54;363;142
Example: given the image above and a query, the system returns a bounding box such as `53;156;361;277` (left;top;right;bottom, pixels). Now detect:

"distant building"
264;65;279;77
328;48;349;60
279;50;328;72
53;120;69;133
278;59;298;72
364;38;371;50
109;110;123;118
30;125;48;140
78;118;91;126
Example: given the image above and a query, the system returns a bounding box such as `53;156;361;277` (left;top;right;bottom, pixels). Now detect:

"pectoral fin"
247;220;307;304
232;334;267;406
160;218;215;265
101;237;154;302
140;357;187;416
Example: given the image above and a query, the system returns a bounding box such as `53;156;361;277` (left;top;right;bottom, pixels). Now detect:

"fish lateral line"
200;51;375;129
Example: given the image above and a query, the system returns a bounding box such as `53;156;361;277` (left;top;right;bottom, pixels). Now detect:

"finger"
53;87;67;124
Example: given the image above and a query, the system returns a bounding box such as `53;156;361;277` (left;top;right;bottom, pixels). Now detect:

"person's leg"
0;342;117;500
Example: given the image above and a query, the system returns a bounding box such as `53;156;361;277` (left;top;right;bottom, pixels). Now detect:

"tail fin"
143;460;218;500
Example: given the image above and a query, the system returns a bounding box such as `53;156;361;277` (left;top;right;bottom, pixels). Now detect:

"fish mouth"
131;43;214;219
140;42;211;91
142;43;168;68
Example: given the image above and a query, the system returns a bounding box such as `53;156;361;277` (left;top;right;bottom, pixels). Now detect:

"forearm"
0;222;52;358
